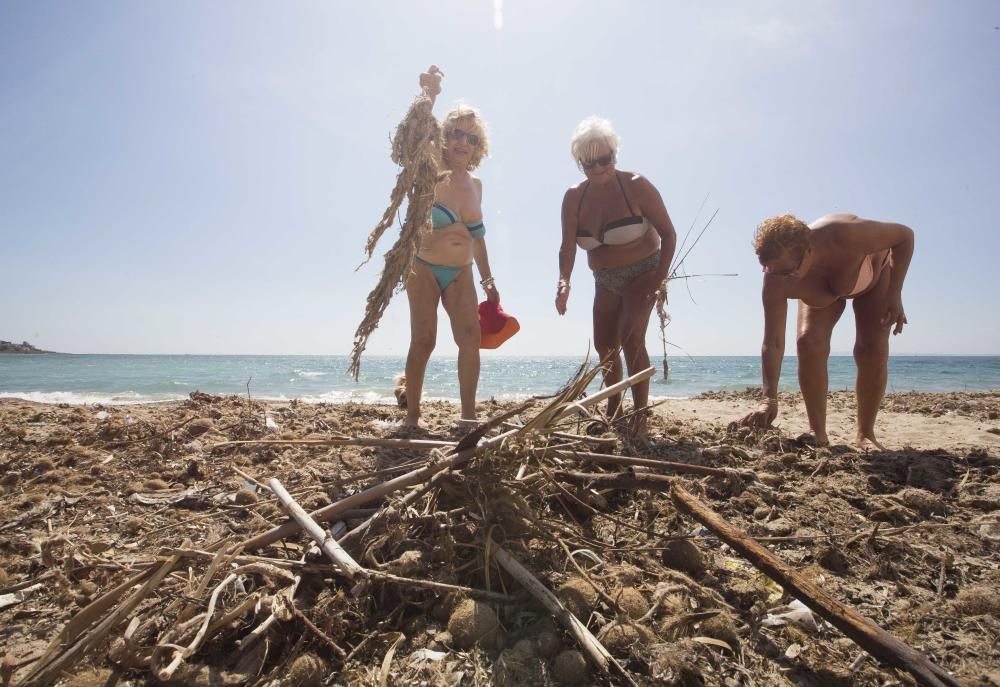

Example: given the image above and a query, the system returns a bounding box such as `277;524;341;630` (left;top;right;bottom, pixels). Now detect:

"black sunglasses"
446;128;481;147
579;154;615;170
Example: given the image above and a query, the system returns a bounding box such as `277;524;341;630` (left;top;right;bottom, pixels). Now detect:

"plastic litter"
761;599;818;632
408;648;448;663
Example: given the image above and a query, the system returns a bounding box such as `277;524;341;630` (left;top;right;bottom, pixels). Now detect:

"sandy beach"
1;389;998;686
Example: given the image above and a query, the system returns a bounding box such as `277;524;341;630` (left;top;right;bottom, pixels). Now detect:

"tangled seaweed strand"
349;94;441;380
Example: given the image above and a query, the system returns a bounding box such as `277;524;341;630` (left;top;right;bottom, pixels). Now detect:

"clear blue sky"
2;1;998;356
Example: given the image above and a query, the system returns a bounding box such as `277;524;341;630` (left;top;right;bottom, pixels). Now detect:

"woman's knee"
409;332;436;357
622;331;649;363
796;332;830;359
452;323;481;350
853;338;888;365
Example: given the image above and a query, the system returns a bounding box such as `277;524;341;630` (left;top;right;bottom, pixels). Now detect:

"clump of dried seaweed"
349;93;441;380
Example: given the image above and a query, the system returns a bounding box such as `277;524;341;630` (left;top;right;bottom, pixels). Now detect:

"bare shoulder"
563;180;587;204
622;169;649;186
809;213;859;230
624;171;662;198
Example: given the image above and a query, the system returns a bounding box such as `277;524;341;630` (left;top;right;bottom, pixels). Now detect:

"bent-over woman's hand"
739;400;778;431
881;291;907;335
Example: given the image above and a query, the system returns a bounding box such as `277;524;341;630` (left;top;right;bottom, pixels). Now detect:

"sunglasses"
579;154;615;170
446;128;481;147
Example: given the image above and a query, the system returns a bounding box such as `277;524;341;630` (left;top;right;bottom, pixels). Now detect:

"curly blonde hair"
441;103;490;171
753;214;811;265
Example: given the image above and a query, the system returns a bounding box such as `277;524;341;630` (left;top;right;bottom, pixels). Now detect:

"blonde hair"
570;116;620;163
753;214;811;264
441;103;490;171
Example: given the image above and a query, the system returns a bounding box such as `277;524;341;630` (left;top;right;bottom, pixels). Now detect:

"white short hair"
570;116;620;162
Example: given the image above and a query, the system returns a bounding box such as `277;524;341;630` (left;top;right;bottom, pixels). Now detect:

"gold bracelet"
480;276;495;287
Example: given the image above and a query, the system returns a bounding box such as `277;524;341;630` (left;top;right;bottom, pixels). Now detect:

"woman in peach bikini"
739;213;914;448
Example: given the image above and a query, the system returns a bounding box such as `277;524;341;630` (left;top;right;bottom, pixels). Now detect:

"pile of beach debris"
1;365;998;687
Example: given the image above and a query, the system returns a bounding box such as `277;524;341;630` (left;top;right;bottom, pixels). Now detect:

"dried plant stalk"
268;478;365;578
350;94;441;380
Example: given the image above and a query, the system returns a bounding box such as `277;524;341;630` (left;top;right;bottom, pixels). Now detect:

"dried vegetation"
1;376;998;686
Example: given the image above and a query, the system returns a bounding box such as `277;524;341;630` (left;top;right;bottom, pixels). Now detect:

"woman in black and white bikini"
555;117;677;439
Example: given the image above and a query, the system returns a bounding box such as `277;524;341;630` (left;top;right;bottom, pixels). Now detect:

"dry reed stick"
268;479;365;579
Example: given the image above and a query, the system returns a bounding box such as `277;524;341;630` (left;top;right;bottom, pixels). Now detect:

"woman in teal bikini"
556;117;677;439
404;66;499;427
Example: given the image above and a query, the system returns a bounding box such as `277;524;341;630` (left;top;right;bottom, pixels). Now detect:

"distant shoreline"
0;341;60;355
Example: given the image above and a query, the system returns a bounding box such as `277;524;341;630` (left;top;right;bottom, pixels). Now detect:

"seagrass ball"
552;649;589;685
447;599;500;649
615;587;649;619
661;539;705;575
286;653;326;687
234;488;259;505
556;578;598;619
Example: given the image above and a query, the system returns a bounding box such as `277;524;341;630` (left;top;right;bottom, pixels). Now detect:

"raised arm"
556;188;579;315
741;279;788;429
419;65;443;107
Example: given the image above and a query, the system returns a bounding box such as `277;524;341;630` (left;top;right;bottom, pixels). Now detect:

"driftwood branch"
670;486;965;687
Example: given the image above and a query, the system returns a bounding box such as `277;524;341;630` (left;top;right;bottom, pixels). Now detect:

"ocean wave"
0;389;692;407
0;391;186;405
294;370;327;378
292;391;398;405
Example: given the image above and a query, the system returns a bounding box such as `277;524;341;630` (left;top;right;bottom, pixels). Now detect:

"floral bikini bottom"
593;250;660;297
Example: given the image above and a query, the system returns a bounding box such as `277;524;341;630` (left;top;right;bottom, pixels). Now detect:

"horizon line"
4;352;1000;358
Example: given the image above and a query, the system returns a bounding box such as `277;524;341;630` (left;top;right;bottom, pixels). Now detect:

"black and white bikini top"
576;172;652;251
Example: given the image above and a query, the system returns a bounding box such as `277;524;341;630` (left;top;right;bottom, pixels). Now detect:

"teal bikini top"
432;203;486;239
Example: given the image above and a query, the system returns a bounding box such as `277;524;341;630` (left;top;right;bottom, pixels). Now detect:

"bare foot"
856;431;886;451
628;413;649;441
402;415;424;429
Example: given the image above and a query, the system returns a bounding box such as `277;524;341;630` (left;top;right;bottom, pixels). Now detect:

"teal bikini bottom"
415;257;471;291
